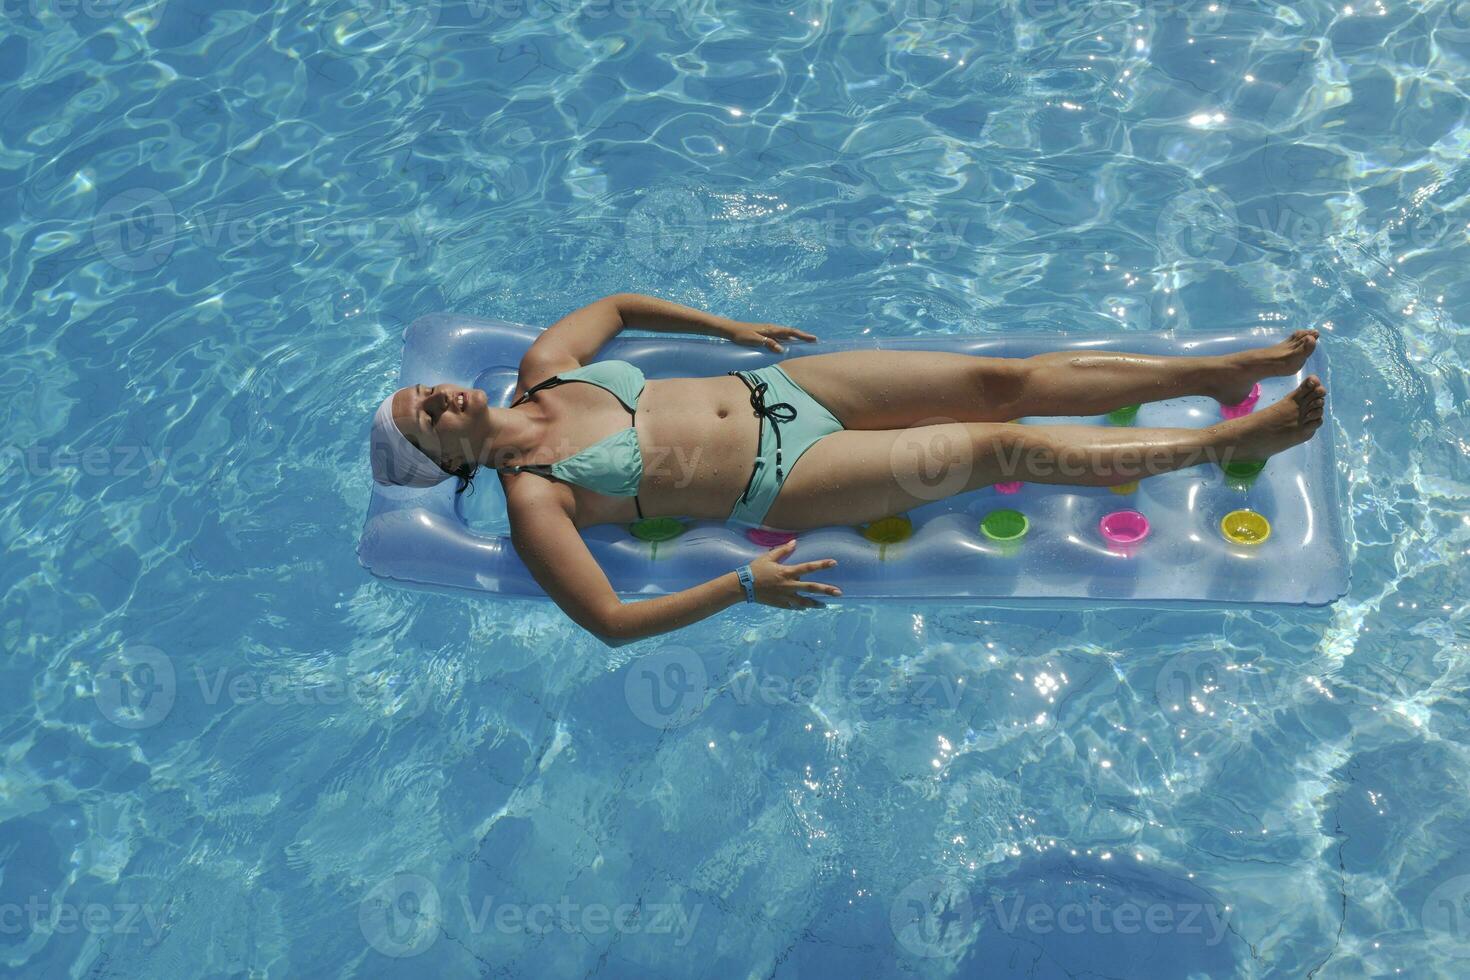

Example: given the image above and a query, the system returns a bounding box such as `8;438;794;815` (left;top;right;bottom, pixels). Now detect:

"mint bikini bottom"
727;364;846;528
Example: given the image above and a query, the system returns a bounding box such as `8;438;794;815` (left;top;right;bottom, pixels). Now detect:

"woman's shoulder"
502;471;577;519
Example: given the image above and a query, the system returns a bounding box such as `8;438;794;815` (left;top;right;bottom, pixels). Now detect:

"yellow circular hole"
1109;481;1139;496
862;516;913;544
1221;509;1271;545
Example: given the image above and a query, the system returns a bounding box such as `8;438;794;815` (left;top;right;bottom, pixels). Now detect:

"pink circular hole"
746;528;796;548
995;482;1023;494
1219;382;1261;420
1099;510;1151;545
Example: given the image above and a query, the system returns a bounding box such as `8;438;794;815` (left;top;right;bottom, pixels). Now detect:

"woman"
370;294;1325;644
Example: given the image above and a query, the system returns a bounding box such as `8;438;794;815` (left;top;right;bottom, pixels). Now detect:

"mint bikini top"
501;360;648;516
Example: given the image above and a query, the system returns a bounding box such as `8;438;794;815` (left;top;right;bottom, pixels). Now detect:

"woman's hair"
450;462;478;495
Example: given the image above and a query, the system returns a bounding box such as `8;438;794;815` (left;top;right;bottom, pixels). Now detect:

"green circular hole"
1222;458;1267;480
630;517;686;542
1106;404;1140;425
981;509;1029;542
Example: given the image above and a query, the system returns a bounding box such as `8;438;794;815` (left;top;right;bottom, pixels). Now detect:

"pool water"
3;0;1469;976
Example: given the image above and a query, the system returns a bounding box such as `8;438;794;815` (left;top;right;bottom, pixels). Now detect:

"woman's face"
390;383;490;474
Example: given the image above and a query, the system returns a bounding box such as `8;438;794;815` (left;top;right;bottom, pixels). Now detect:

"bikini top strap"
499;376;563;473
510;375;568;407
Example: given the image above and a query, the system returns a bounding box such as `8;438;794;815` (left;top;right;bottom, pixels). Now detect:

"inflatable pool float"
358;314;1349;606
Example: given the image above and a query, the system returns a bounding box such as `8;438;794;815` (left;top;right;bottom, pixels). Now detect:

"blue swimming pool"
4;0;1468;976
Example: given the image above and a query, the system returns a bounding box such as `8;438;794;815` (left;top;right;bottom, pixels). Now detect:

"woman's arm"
509;491;840;646
523;293;817;372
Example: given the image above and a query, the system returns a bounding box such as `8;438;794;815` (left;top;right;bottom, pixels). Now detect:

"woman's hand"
725;321;818;354
749;540;840;609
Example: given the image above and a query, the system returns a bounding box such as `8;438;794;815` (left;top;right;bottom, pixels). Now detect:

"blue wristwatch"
735;564;756;603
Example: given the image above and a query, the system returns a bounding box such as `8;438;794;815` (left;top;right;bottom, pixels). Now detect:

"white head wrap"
369;390;452;487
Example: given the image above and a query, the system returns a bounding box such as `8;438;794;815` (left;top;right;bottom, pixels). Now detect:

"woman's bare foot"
1206;330;1319;404
1213;376;1325;463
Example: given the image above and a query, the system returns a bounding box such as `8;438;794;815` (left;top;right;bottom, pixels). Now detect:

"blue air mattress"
358;314;1349;606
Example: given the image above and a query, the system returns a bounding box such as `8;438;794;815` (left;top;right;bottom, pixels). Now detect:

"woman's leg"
778;331;1318;429
761;377;1326;530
